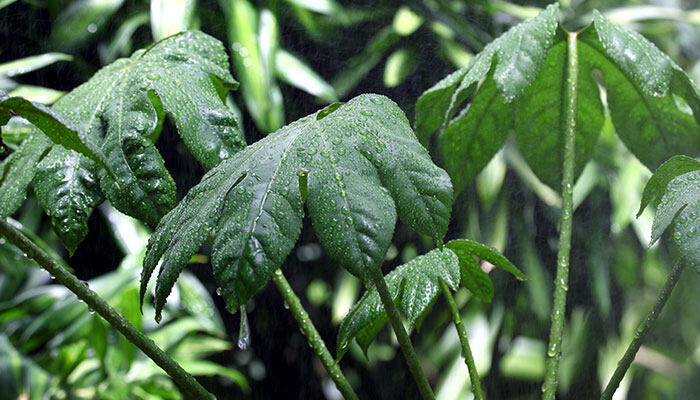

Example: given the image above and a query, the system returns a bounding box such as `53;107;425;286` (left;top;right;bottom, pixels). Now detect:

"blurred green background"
2;0;700;398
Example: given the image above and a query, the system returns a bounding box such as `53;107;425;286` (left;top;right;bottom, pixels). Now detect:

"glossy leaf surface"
639;155;700;271
141;94;453;320
336;239;522;359
0;31;244;253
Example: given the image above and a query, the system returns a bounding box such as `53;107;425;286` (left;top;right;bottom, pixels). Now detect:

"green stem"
271;270;359;400
369;266;435;400
600;260;685;400
0;218;214;400
439;280;484;400
542;31;578;400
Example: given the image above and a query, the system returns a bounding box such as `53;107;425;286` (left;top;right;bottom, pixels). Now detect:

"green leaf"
514;30;604;190
638;155;700;217
446;239;526;280
1;31;244;253
644;160;700;271
142;94;453;321
383;48;416;88
0;93;112;176
336;248;460;359
414;4;559;146
226;1;284;133
51;0;125;50
417;6;700;193
0;53;72;78
578;11;700;172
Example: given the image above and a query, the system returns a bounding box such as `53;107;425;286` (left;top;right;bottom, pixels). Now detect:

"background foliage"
3;0;700;398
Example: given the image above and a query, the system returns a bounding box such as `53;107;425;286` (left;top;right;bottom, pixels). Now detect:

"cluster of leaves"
416;4;700;193
0;31;244;254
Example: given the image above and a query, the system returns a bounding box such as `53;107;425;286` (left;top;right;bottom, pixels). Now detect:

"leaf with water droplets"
1;31;244;252
418;6;700;193
643;156;700;271
142;94;453;321
414;4;559;191
578;11;700;172
336;248;460;359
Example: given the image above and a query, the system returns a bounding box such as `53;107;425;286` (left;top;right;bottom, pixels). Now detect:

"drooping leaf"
578;11;700;172
0;93;112;175
141;94;453;321
639;156;700;271
415;4;559;192
336;238;522;359
1;31;244;253
336;248;460;359
642;157;700;271
416;5;700;193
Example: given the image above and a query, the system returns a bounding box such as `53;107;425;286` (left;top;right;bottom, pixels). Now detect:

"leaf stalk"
439;279;484;400
271;269;359;400
542;31;579;400
0;217;215;400
600;260;685;400
369;266;435;400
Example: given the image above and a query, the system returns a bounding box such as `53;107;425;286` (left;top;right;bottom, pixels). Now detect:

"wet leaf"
416;5;700;193
141;94;453;320
640;156;700;271
336;238;521;358
1;31;244;253
336;248;459;359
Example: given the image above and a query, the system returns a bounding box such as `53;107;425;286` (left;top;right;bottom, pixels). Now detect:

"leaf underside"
0;31;244;253
415;5;700;193
141;94;453;321
336;239;523;359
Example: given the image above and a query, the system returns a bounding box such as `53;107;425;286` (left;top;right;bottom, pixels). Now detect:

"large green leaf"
416;5;700;193
639;155;700;271
336;238;522;359
141;94;453;320
0;31;244;253
578;11;700;172
336;248;460;359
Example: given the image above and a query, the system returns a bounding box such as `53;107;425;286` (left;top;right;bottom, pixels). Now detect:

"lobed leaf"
336;238;522;359
0;31;244;252
414;4;559;191
336;248;460;359
642;156;700;271
141;94;453;321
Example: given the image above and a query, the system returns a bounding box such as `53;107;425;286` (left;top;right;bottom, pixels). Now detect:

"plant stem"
600;260;685;400
369;266;435;400
542;31;578;400
439;279;484;400
271;269;359;400
0;217;214;400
